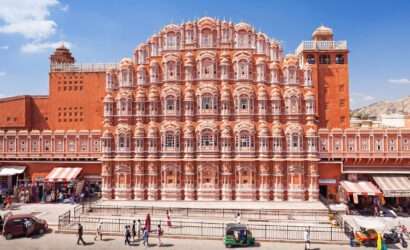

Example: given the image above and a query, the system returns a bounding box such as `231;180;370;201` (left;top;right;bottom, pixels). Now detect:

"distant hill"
351;96;410;119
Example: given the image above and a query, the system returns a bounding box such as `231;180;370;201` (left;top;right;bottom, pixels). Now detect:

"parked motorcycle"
383;228;400;244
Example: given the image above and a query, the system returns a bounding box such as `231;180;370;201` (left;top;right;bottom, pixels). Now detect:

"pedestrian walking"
137;219;142;240
132;220;137;241
157;224;163;246
142;227;149;247
77;223;86;245
166;210;172;227
304;228;311;250
94;221;103;241
236;212;241;224
124;225;131;245
145;213;151;232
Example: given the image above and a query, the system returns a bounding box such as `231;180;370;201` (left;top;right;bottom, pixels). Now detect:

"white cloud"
21;40;71;54
352;92;375;101
350;92;377;108
0;45;8;50
388;78;410;84
0;0;60;40
0;71;6;77
60;4;69;12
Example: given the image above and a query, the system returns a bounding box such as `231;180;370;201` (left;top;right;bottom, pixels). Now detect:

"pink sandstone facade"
0;17;409;201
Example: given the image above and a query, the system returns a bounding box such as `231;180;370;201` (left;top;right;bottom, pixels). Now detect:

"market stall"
44;167;83;203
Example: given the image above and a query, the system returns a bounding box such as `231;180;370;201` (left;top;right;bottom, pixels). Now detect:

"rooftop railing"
296;40;347;54
50;63;118;72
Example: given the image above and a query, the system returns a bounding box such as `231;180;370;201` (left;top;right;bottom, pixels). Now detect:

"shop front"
372;175;410;215
339;180;383;215
43;167;83;203
0;166;26;196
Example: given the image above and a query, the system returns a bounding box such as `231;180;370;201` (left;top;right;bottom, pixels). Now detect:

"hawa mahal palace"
0;17;409;202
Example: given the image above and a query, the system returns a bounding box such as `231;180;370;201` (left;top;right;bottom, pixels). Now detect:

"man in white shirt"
304;228;310;250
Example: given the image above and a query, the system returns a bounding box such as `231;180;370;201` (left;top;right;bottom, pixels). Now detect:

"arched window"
304;68;312;87
222;29;229;42
319;55;331;64
137;68;146;85
185;29;193;43
150;64;159;82
104;102;113;116
287;67;296;84
237;30;248;48
201;94;213;110
118;134;130;152
165;132;175;148
201;129;214;146
238;60;249;79
305;98;314;114
287;132;301;152
106;73;113;90
201;58;214;79
256;40;264;54
150;43;158;57
166;61;176;80
306;54;315;64
239;94;249;110
201;28;212;47
120;69;132;87
335;54;344;64
166;32;177;49
257;64;265;81
272;100;281;115
165;96;175;111
238;131;253;148
290;96;299;113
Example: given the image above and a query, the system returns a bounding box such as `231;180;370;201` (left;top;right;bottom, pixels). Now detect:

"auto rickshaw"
224;223;255;248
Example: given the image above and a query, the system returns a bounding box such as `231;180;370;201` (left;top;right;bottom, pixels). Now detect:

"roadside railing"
58;210;71;231
60;215;349;241
75;204;332;223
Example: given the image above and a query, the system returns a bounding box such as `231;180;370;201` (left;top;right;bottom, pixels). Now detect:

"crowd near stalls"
0;167;101;208
338;175;410;217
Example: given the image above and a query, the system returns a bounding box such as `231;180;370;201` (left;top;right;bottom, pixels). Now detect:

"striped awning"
45;167;82;182
340;180;382;196
372;176;410;197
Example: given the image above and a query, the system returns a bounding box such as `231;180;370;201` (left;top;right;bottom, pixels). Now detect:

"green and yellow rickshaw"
224;223;255;248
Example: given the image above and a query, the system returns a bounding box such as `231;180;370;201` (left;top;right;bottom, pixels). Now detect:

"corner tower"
296;25;349;128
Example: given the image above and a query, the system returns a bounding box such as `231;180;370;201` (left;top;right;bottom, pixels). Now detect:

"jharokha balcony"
0;130;101;160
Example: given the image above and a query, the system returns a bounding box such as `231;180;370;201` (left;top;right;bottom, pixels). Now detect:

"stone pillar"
183;162;196;200
287;163;305;201
197;162;220;200
235;162;257;201
221;161;233;201
258;162;272;201
114;162;132;200
160;162;182;200
272;162;284;201
133;161;145;200
307;162;319;201
101;162;113;200
147;162;159;200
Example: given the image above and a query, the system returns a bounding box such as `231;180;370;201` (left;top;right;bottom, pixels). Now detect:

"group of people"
0;194;13;209
77;211;173;247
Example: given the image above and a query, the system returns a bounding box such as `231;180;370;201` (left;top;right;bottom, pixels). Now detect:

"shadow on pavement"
101;238;114;241
159;243;174;247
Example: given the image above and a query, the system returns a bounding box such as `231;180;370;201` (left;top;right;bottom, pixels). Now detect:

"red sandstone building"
0;17;409;202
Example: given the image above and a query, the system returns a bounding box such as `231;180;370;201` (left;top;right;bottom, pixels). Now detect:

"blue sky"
0;0;410;109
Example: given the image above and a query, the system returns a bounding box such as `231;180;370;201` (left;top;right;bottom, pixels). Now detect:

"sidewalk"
96;200;328;210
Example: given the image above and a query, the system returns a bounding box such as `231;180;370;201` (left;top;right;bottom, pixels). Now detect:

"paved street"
0;203;76;226
0;232;363;250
